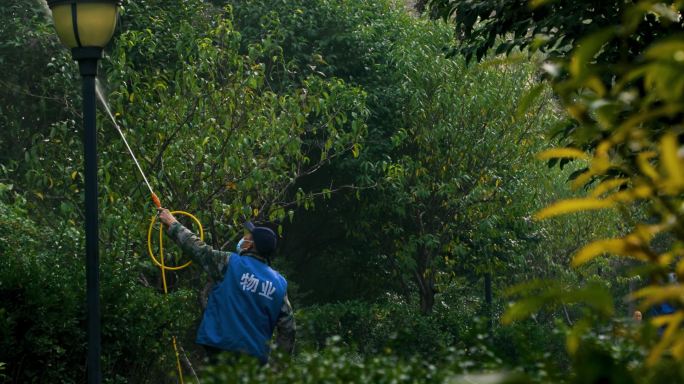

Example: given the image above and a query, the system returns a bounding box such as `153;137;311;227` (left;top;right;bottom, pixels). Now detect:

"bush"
200;341;534;384
297;299;457;358
0;197;197;383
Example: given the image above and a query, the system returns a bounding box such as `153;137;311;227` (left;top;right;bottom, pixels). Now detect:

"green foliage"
0;0;78;208
0;197;196;383
1;0;660;381
199;343;532;384
426;0;684;63
514;0;684;367
297;299;455;357
375;44;562;312
228;0;424;305
294;297;569;382
229;0;406;90
435;0;684;374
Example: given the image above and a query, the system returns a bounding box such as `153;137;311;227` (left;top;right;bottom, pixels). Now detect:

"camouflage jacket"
167;221;296;354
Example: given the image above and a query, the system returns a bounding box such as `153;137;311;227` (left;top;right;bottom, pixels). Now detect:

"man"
157;208;295;364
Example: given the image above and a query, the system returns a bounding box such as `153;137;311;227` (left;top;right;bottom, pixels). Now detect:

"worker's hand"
157;208;178;227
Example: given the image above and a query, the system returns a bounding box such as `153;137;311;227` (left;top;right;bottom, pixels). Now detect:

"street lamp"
46;1;121;383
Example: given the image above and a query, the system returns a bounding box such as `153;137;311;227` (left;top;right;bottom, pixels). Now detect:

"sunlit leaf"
569;28;617;77
573;238;627;266
535;198;613;220
632;285;684;307
516;83;545;119
645;38;684;61
537;147;589;160
637;151;659;182
647;312;684;367
590;178;628;197
660;132;684;192
502;296;546;325
605;184;653;203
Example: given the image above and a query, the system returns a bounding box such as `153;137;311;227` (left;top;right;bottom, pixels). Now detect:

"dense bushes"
298;299;458;357
200;344;533;384
0;0;655;382
308;301;566;371
0;197;198;383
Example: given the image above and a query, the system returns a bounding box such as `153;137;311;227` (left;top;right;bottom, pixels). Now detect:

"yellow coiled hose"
147;210;203;384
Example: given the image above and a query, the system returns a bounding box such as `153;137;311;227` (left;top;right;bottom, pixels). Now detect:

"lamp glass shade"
51;3;117;48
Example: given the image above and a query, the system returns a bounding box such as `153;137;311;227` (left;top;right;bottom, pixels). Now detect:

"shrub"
0;197;197;383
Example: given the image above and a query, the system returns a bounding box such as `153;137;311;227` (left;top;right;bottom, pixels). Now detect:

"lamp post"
46;1;120;383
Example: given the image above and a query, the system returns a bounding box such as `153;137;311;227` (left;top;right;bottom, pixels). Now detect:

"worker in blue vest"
158;208;295;364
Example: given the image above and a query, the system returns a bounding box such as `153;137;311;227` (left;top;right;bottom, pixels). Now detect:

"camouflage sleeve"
275;294;296;354
167;222;230;281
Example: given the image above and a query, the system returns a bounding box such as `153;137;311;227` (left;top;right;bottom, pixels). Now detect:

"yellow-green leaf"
537;147;589;160
637;151;659;182
645;39;684;61
647;312;684;367
572;238;627;266
660;132;684;191
516;83;545;119
632;285;684;307
501;297;545;325
605;184;653;203
590;178;628;197
535;198;613;220
570;28;617;77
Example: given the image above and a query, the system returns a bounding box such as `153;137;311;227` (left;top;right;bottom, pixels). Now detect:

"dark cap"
243;221;277;255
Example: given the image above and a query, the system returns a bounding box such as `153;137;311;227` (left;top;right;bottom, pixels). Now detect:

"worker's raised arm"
158;208;230;281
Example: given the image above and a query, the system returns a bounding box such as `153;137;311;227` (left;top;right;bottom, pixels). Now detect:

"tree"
427;0;684;63
370;20;561;312
436;0;684;367
0;0;368;379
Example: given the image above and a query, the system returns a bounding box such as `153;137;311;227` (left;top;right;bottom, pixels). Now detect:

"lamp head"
47;0;121;49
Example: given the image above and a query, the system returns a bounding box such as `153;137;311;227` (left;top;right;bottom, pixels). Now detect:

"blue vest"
196;253;287;362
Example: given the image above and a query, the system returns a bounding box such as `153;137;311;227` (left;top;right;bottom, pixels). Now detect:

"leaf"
637;151;659;182
535;198;613;220
647;312;684;367
502;296;546;325
566;284;614;316
574;224;662;266
645;38;684;61
572;239;626;266
504;279;553;297
537;148;589;160
631;285;684;307
352;143;361;158
570;28;617;78
660;132;684;191
605;184;653;203
530;0;557;8
566;318;591;355
590;178;628;197
516;83;545;119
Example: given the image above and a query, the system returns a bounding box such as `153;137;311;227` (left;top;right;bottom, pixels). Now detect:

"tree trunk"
628;278;636;318
414;0;427;14
414;263;435;314
415;246;435;314
484;272;493;333
419;277;435;314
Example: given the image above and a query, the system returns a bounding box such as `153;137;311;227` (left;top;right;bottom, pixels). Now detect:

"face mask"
236;238;252;253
